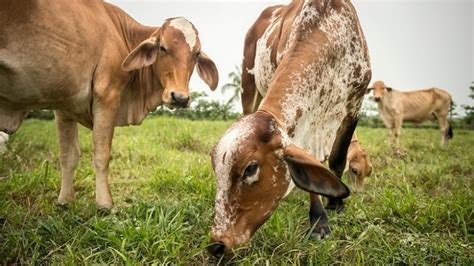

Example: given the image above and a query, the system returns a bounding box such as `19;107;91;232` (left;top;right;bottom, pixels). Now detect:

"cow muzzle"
207;241;226;257
350;167;359;177
170;91;190;108
208;229;251;257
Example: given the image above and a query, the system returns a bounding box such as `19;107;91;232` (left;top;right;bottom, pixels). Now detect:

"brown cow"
368;81;453;147
0;1;218;209
208;0;371;256
345;133;372;192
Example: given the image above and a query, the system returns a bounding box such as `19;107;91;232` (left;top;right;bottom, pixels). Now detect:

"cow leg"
437;113;449;146
92;114;116;209
309;193;330;239
382;118;395;146
393;118;402;147
91;88;121;209
55;112;81;205
326;115;358;211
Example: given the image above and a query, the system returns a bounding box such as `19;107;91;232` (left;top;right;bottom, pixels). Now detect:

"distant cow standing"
208;0;371;256
0;1;218;209
368;81;453;146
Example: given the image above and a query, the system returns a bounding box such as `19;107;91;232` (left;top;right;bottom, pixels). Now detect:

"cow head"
347;148;372;191
122;17;218;108
208;111;350;257
367;80;392;103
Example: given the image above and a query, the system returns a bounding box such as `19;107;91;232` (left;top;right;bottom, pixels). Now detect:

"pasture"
0;117;472;264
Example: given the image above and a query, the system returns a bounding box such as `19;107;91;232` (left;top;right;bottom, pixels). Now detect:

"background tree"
449;100;457;120
153;91;239;121
358;95;383;128
221;65;242;107
461;82;474;129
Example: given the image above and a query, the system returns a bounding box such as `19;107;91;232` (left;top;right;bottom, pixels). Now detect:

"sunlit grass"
0;117;472;264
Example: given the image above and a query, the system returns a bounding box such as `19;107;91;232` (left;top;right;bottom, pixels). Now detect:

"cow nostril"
351;167;358;175
171;91;190;107
208;241;226;257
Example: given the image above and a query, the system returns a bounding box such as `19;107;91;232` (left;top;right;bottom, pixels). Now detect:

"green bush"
24;92;241;122
152;92;240;121
26;110;55;120
358;115;472;130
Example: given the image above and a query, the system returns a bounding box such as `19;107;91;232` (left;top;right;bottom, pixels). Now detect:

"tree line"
25;69;474;129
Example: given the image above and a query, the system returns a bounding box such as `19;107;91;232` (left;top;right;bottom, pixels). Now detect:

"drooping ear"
122;37;159;72
196;52;219;91
366;87;373;94
283;144;350;199
385;87;393;92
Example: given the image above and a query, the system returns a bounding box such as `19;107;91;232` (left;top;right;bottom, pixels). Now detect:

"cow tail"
448;98;454;139
448;122;453;139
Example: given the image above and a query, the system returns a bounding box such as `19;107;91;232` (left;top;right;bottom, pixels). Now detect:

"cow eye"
194;51;201;59
243;162;258;177
160;46;168;53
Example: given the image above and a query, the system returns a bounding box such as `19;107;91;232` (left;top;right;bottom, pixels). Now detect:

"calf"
0;1;218;209
345;133;372;192
208;0;371;256
368;81;453;146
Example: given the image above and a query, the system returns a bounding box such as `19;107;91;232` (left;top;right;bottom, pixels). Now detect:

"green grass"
0;117;473;264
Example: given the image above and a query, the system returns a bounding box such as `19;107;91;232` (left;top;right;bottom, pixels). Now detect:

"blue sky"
108;0;473;115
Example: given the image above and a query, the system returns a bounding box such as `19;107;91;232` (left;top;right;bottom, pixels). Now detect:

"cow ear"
197;52;219;91
385;87;392;91
366;87;373;94
122;37;159;72
283;144;350;199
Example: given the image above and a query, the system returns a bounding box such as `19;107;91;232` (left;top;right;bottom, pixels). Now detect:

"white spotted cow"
0;1;218;209
208;0;371;256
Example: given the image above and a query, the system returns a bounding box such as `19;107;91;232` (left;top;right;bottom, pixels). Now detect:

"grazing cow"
345;133;372;192
0;1;218;209
368;81;453;146
208;0;371;256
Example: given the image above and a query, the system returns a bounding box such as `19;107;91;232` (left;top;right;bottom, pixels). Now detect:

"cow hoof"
309;226;331;240
95;195;114;211
56;201;71;209
96;202;113;210
57;195;75;207
97;207;112;215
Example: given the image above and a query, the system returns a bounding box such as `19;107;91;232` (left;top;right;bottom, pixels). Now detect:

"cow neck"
124;22;163;115
116;62;162;126
104;3;163;125
103;2;157;52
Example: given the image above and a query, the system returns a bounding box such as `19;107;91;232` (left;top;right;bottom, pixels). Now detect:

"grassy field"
0;116;473;264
